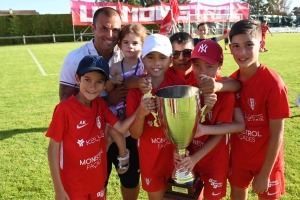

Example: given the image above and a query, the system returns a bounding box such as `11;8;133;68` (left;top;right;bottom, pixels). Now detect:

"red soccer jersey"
230;64;291;171
46;95;119;197
261;25;270;37
189;79;235;174
166;66;197;85
126;72;186;178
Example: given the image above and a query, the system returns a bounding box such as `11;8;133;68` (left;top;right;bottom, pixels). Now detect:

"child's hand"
174;149;189;167
203;93;217;108
111;74;124;84
138;76;152;94
197;74;219;94
137;97;156;117
176;154;196;175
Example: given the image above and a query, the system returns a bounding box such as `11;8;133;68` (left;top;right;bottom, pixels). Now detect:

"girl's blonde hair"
119;24;150;44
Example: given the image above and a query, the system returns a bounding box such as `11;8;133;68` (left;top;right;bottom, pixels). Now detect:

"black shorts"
224;38;229;44
105;136;140;188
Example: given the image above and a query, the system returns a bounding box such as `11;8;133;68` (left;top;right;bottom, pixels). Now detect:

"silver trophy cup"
155;85;201;186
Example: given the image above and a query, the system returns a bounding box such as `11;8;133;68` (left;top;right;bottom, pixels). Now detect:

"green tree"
238;0;292;15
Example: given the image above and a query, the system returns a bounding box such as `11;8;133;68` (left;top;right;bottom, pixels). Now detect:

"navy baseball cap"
76;55;109;80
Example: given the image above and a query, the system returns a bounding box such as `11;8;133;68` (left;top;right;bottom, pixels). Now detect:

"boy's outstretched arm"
216;32;229;41
113;97;154;136
197;75;241;94
252;118;285;194
195;107;245;137
48;139;70;200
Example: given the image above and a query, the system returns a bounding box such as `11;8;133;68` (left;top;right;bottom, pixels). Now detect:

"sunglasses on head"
172;49;192;59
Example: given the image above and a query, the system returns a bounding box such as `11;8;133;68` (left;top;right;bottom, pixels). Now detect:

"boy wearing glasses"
168;32;240;93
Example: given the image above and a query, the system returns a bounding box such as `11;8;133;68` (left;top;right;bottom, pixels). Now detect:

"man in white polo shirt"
59;7;140;200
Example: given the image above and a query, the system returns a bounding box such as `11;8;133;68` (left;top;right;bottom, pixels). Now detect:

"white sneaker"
296;93;300;106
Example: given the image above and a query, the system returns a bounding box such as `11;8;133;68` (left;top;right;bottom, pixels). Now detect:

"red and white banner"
71;0;249;26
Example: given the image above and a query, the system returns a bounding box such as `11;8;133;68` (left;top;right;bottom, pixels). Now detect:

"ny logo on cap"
198;44;208;53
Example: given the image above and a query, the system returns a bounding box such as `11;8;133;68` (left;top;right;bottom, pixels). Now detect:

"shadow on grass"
0;127;48;140
291;115;300;119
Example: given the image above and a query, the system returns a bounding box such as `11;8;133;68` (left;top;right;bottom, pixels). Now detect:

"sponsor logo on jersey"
80;149;103;169
151;137;171;149
238;129;262;142
248;98;256;110
267;191;278;196
192;139;205;150
209;178;223;189
77;120;88;129
212;192;221;196
269;180;279;187
244;113;264;122
147;120;153;127
77;139;85;147
86;132;105;146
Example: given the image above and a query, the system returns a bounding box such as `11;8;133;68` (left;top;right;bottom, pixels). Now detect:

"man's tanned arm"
59;84;79;102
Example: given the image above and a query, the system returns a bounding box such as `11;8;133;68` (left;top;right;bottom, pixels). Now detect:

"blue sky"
0;0;298;14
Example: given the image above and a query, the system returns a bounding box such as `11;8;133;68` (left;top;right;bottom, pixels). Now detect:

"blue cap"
76;55;109;80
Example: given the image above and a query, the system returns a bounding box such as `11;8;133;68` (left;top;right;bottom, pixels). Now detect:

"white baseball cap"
142;34;172;58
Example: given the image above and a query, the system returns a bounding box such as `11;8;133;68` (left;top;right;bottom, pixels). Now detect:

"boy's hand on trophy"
138;98;154;117
178;155;196;175
204;93;217;109
197;74;220;94
138;76;152;94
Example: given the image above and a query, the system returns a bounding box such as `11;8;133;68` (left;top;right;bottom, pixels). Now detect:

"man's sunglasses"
172;49;192;59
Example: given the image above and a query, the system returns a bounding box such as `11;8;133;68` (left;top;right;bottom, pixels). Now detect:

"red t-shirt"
126;72;186;177
230;64;291;171
261;25;270;37
166;67;197;85
223;29;230;39
46;95;119;197
188;79;235;174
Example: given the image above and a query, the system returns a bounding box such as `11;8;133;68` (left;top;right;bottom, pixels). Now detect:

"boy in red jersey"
46;55;153;200
126;34;187;199
228;19;290;200
175;40;239;200
260;20;273;52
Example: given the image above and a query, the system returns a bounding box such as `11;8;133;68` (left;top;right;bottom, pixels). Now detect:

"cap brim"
79;67;109;80
142;48;171;58
186;56;219;65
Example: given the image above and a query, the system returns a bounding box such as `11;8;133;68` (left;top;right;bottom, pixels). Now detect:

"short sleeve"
45;104;69;142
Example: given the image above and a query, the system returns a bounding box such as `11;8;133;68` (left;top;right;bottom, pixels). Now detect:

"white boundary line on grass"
27;49;47;76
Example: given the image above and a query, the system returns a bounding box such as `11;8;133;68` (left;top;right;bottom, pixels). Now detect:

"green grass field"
0;33;299;200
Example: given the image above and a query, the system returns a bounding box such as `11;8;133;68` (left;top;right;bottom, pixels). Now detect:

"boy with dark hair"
47;55;151;200
228;19;290;200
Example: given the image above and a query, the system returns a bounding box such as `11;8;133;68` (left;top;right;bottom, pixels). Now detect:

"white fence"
0;33;94;45
270;27;300;33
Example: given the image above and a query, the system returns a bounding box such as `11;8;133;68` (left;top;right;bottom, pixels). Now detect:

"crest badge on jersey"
96;116;101;129
248;98;256;110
